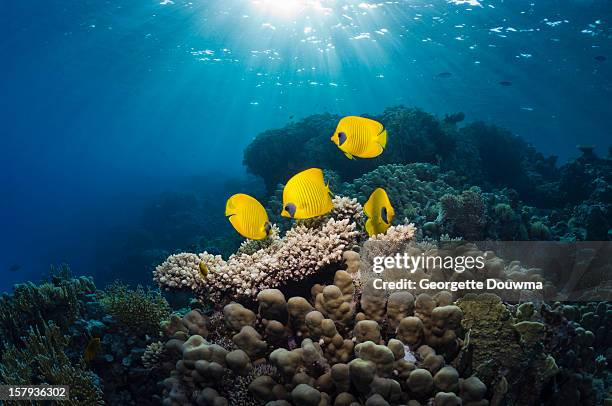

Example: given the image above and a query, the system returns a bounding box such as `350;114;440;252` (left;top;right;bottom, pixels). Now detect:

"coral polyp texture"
154;196;362;303
1;107;610;405
147;257;610;406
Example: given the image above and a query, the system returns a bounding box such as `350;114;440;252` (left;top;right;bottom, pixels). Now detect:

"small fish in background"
331;116;387;160
199;261;209;278
281;168;333;219
436;71;453;78
8;264;21;272
364;188;395;236
499;81;512;86
225;194;271;240
289;114;295;120
84;337;101;363
594;55;606;62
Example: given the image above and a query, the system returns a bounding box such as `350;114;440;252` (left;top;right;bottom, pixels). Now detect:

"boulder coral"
154;266;491;405
148;240;612;405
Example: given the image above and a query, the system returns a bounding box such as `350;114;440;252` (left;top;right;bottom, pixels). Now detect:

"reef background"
1;0;611;404
1;0;611;291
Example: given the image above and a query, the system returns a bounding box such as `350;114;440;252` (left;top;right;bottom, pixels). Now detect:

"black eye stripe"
381;206;388;224
285;203;296;218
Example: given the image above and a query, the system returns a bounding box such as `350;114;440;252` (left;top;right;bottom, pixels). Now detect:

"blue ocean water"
1;0;610;291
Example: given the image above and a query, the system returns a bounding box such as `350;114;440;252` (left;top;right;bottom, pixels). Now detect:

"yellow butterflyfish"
364;188;395;236
225;194;271;240
330;116;387;159
281;168;333;219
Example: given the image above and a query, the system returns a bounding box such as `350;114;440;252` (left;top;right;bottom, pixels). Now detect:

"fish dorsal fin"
364;193;375;218
225;198;237;217
302;168;325;182
226;193;251;216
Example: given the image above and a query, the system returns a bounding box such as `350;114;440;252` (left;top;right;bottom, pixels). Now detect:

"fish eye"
338;132;347;145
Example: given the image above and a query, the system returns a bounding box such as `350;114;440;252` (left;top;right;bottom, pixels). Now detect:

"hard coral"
100;281;171;335
0;265;95;350
154;252;224;302
0;322;104;405
152;264;494;405
155;204;359;304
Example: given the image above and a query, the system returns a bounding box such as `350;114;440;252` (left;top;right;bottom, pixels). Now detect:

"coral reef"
243;108;610;243
0;265;96;356
0;322;104;405
243;106;559;205
100;281;171;335
1;107;610;405
147;257;610;405
153;268;487;406
0;268;175;405
154;197;361;304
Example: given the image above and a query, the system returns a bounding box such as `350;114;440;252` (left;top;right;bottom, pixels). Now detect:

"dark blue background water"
1;0;610;291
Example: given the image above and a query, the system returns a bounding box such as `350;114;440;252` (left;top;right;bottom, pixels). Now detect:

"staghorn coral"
100;281;171;335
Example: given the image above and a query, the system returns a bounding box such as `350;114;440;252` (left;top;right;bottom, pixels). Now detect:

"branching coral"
100;281;171;335
340;163;459;226
206;217;358;301
155;197;360;303
153;252;224;298
0;322;104;405
439;187;487;240
142;341;166;370
0;265;95;352
235;224;282;256
369;223;417;246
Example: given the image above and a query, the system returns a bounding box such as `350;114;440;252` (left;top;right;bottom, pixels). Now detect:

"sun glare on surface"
251;0;333;18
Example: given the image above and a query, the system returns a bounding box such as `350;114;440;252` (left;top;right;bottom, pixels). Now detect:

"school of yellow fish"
225;116;393;240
